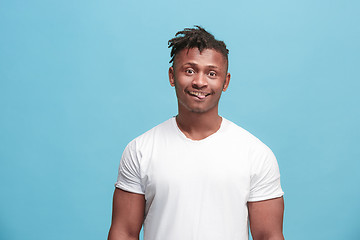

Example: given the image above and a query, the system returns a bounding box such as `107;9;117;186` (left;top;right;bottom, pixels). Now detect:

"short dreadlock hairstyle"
168;26;229;65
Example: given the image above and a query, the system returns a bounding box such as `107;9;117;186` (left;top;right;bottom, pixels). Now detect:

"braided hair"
168;26;229;65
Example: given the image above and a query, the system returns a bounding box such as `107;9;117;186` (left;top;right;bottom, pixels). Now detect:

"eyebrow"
183;62;219;69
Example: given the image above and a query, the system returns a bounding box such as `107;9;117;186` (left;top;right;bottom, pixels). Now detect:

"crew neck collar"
171;116;227;143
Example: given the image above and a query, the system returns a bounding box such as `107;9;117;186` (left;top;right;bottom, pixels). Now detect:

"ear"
222;72;231;92
169;66;175;87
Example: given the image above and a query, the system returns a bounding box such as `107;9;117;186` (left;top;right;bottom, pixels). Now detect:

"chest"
141;141;251;200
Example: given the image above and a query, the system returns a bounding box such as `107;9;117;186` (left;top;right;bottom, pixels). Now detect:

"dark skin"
248;198;285;240
108;188;145;240
168;48;230;140
108;47;284;240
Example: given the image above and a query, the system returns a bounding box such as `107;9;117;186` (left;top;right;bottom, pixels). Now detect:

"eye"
185;69;195;75
208;71;217;77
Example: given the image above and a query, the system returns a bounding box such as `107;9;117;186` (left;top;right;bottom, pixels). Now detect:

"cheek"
174;80;185;95
212;80;226;90
174;76;190;88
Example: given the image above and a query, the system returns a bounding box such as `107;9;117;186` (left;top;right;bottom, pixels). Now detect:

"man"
108;26;284;240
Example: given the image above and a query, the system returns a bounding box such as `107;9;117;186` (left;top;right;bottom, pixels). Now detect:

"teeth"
190;91;207;96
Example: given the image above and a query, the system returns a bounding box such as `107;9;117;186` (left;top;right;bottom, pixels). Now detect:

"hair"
168;25;229;65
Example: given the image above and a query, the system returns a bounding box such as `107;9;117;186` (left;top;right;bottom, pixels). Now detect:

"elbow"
108;227;139;240
252;233;284;240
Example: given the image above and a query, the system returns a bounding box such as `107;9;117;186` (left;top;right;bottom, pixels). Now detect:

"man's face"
169;48;230;114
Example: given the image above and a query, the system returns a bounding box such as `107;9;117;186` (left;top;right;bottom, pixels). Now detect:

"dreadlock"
168;26;229;65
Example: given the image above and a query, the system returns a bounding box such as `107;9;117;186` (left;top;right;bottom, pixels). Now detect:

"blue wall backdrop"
1;0;359;239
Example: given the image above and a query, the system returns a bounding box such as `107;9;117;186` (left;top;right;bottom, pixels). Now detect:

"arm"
248;197;284;240
108;188;145;240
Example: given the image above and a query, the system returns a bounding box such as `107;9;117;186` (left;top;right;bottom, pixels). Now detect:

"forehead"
173;48;227;69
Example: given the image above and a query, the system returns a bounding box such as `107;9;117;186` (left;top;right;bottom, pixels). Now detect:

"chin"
188;105;215;114
190;109;206;113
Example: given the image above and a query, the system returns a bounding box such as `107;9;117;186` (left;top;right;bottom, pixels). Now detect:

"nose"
192;73;208;89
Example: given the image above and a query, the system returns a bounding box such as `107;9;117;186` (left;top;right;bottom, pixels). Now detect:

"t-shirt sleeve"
248;143;284;202
115;141;145;195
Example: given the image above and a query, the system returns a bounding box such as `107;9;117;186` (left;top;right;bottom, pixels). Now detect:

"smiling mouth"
188;91;211;99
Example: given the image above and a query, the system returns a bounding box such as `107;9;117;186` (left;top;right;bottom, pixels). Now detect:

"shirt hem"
115;183;145;195
247;192;284;202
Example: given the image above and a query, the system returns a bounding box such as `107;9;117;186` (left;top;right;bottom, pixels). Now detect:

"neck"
176;107;222;140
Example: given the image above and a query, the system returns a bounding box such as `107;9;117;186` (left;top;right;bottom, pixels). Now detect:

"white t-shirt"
115;117;283;240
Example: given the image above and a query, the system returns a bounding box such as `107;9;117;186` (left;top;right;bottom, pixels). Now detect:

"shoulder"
222;118;267;147
126;117;175;150
221;118;275;161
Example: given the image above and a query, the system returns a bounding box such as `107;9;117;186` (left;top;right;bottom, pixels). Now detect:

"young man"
108;26;284;240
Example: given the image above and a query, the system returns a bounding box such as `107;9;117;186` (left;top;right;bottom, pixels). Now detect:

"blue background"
1;0;359;239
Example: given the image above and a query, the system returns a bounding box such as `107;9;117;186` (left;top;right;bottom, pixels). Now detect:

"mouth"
187;91;211;99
